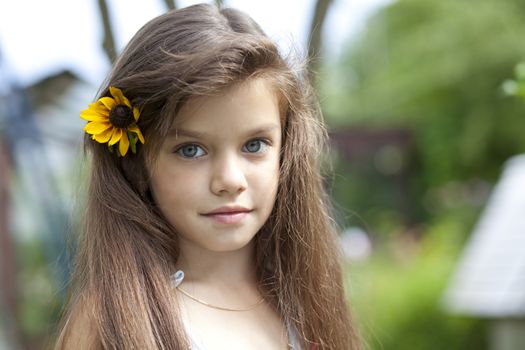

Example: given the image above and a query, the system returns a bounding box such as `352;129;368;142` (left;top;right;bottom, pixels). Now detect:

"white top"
171;271;303;350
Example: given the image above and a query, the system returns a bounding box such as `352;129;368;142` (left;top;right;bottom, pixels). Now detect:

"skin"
149;78;289;349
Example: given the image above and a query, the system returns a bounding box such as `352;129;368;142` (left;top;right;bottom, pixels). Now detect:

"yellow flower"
80;86;144;156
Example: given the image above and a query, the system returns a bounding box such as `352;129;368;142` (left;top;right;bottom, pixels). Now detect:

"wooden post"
162;0;177;10
97;0;117;63
307;0;333;85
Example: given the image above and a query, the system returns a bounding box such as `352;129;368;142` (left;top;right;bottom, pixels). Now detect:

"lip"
204;205;251;215
202;206;252;225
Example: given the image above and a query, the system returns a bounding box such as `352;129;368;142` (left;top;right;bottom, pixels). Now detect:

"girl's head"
87;3;322;266
62;4;359;349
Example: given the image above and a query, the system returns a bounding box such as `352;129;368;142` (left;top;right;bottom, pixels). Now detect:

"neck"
175;237;258;291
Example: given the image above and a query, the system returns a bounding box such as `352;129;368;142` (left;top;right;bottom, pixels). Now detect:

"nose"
210;153;247;196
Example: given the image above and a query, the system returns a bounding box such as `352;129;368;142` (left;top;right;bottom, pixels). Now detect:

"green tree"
323;0;525;190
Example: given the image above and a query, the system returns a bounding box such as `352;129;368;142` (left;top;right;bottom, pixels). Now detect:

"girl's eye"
175;144;206;159
242;139;269;154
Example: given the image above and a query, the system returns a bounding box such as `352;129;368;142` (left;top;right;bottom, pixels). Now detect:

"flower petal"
99;97;116;110
109;128;123;146
128;125;145;144
133;107;140;121
92;128;114;143
119;132;130;156
80;110;108;122
84;122;112;135
110;87;131;108
88;101;110;115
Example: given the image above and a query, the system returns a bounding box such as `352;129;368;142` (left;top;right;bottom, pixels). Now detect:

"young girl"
55;3;361;349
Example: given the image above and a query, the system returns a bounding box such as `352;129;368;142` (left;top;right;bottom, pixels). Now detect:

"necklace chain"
175;286;265;312
172;271;292;347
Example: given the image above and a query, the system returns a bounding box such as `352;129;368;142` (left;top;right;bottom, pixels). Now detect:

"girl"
55;3;361;349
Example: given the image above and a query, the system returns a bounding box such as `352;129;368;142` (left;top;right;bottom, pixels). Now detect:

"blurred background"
1;0;525;349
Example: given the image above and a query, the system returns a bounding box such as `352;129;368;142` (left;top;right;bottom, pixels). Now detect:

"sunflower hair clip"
80;87;145;156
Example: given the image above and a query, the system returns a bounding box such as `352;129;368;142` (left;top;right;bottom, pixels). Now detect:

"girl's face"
149;78;282;254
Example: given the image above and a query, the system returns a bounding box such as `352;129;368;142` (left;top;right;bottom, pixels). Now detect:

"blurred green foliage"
503;62;525;99
16;240;61;348
323;0;525;349
345;211;487;350
322;0;525;190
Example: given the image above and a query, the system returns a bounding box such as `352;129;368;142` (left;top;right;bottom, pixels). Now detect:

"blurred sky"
0;0;393;88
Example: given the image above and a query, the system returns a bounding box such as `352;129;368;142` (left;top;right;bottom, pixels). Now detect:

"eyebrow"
167;123;280;139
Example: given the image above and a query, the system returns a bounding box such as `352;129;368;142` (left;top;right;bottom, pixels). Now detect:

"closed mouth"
202;206;252;216
201;206;253;224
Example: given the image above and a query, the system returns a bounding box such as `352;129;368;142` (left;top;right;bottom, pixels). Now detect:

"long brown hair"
54;4;360;349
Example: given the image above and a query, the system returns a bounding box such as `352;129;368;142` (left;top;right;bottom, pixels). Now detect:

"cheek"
250;156;280;205
150;167;204;211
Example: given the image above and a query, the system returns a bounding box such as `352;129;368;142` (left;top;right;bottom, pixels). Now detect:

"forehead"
169;78;282;136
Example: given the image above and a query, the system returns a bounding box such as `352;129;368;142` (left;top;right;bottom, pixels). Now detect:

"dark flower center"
109;104;134;128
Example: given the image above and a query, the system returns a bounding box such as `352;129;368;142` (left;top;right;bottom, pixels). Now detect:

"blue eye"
176;144;206;159
242;139;268;153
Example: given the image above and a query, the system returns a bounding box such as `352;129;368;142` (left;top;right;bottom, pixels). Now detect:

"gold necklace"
171;270;265;312
176;286;265;312
178;288;292;348
172;271;292;348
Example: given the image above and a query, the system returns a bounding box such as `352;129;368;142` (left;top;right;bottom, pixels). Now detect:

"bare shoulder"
55;298;99;350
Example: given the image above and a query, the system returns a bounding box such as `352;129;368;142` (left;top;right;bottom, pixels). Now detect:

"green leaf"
128;131;137;154
516;62;525;80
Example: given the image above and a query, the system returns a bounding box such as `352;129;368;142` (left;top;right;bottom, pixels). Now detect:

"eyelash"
174;138;271;159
